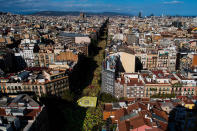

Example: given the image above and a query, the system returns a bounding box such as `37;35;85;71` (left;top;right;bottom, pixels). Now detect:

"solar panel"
120;112;138;121
152;113;167;122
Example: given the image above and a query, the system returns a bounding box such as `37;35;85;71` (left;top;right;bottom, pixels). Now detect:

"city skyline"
0;0;197;16
1;1;197;130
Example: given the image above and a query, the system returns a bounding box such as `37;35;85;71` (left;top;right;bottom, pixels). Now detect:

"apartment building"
0;94;49;131
1;68;69;97
101;52;136;96
115;73;145;98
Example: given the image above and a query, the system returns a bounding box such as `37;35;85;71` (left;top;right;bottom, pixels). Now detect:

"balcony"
149;88;157;91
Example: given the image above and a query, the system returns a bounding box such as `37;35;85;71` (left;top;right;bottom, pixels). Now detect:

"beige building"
146;54;157;70
75;36;91;44
145;83;172;97
119;52;136;73
34;52;55;67
4;69;69;97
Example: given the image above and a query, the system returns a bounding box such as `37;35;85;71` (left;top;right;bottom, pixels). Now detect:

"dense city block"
0;10;197;131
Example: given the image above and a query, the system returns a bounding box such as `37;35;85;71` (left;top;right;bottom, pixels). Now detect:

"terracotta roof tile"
103;111;115;120
104;103;113;111
0;108;6;116
56;51;78;62
192;55;197;67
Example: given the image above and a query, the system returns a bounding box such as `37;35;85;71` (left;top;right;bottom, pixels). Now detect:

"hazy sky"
0;0;196;16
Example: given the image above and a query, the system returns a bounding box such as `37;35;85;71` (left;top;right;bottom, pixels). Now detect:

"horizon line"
1;10;197;17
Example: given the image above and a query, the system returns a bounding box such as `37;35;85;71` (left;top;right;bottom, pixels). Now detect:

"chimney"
147;103;150;110
125;77;129;84
150;118;153;123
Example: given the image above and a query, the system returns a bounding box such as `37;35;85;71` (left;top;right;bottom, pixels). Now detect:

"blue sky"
0;0;196;16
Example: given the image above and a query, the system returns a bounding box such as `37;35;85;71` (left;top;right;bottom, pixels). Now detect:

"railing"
149;88;157;91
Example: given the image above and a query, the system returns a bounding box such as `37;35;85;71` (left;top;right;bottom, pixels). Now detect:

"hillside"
31;11;132;17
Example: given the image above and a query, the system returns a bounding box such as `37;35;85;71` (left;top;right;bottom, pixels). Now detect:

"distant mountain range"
0;12;8;15
31;11;133;17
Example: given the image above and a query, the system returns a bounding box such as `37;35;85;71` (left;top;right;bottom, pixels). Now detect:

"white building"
15;43;35;67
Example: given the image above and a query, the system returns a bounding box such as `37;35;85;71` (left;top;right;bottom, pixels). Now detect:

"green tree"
151;93;176;98
119;97;127;101
62;89;74;102
99;93;118;103
83;104;104;131
172;83;183;88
